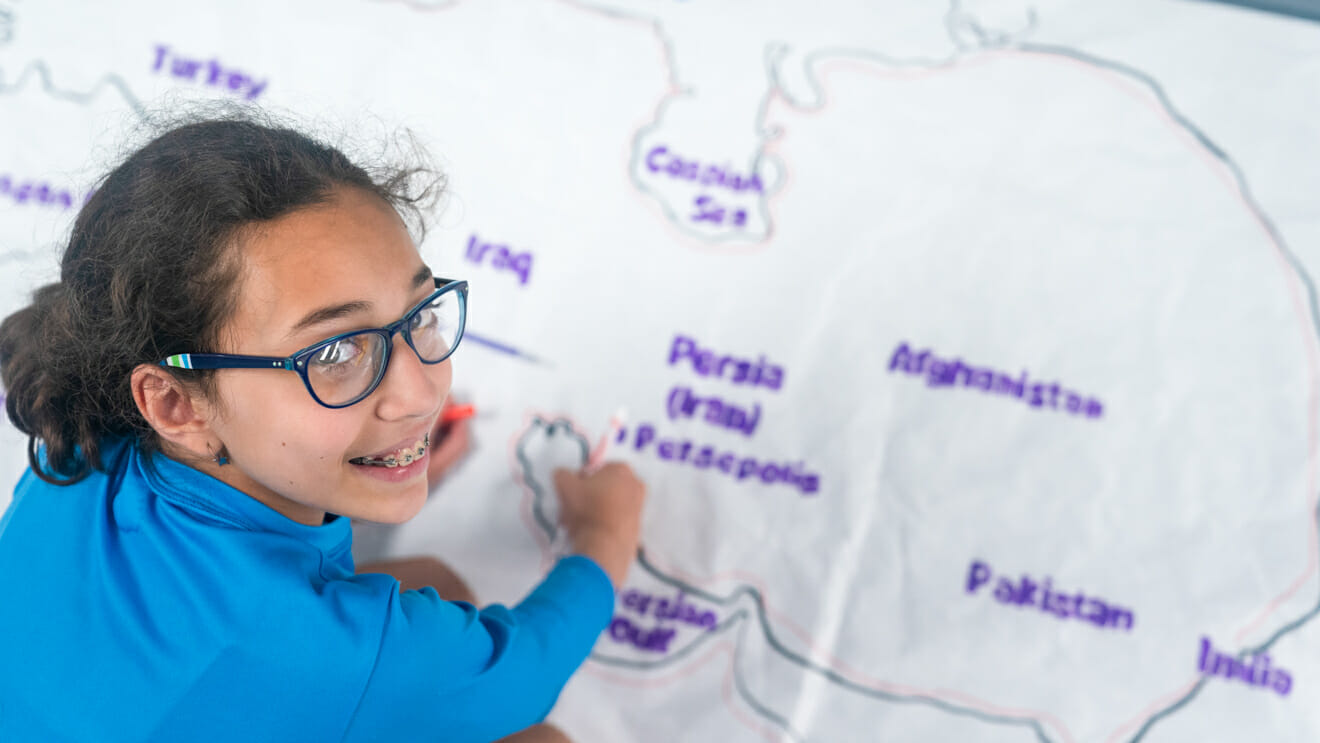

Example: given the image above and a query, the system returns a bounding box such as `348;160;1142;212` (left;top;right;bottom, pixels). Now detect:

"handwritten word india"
1198;636;1293;697
889;342;1104;419
152;44;268;100
617;334;820;495
966;560;1134;631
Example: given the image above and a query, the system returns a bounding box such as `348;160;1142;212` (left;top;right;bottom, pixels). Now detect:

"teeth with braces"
351;434;429;468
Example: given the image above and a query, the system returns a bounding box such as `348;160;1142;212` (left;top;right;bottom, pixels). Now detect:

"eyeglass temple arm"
160;353;294;371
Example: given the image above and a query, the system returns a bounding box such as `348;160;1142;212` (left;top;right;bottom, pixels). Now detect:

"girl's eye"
410;304;442;334
312;338;364;367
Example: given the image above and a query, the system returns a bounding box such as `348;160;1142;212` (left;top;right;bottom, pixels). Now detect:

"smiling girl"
0;115;644;742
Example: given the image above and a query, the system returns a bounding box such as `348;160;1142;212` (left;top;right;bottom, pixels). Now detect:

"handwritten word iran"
152;44;268;100
667;385;761;437
966;560;1134;631
889;342;1104;420
1198;636;1292;696
669;335;784;391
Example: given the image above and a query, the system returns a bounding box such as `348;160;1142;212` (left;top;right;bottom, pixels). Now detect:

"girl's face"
202;186;450;526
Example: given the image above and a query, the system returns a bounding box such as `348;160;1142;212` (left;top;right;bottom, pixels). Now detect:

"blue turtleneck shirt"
0;439;613;742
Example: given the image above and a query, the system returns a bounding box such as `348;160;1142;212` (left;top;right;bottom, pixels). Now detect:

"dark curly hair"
0;111;443;484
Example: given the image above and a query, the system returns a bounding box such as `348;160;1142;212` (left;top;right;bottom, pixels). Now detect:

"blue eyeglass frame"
158;277;468;409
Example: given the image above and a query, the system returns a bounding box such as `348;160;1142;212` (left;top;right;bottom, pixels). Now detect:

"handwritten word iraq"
464;232;532;286
889;342;1104;420
151;44;268;100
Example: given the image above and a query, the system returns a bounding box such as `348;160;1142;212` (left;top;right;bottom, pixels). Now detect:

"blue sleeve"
342;555;614;743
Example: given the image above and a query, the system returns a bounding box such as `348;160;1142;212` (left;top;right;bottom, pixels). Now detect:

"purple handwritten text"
889;342;1103;420
620;588;718;630
606;615;677;653
617;420;819;495
0;175;90;210
668;334;784;391
690;194;746;228
464;233;532;286
966;559;1133;631
666;385;761;437
152;44;267;100
1198;636;1292;696
645;145;764;194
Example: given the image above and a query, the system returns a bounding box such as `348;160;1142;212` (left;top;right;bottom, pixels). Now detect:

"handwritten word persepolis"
617;420;820;495
645;145;764;230
889;342;1104;419
1198;636;1293;696
464;232;532;285
151;44;268;100
965;560;1134;631
0;175;90;210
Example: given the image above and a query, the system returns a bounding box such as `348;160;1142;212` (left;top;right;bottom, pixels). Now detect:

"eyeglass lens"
304;291;462;406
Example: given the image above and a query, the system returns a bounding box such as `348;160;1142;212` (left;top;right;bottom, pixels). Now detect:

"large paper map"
2;1;1320;740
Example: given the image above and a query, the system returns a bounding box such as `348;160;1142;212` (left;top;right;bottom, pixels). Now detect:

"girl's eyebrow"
287;300;373;338
285;266;434;339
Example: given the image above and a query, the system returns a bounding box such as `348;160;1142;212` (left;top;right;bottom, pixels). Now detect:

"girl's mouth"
349;434;430;468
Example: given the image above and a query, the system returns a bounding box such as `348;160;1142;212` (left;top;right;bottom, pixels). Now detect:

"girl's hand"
553;462;646;588
426;413;472;489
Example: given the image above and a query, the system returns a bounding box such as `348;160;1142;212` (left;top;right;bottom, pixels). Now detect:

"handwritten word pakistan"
966;560;1134;631
151;44;268;100
889;342;1104;419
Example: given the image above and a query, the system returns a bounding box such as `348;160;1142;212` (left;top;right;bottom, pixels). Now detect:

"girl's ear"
130;363;219;459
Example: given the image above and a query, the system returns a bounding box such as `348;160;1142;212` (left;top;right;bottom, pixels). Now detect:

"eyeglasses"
159;277;468;408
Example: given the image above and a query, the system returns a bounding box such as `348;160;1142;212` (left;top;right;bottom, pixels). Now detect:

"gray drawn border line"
1193;0;1320;23
0;59;146;264
515;417;1053;743
554;0;778;246
0;59;145;115
1009;40;1320;742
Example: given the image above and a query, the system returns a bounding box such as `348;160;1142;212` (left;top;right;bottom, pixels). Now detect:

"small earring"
212;444;229;466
